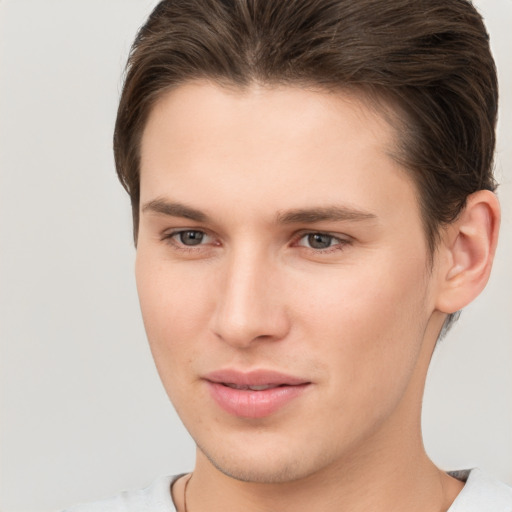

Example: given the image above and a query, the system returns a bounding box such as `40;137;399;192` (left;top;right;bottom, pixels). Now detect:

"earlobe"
435;190;500;314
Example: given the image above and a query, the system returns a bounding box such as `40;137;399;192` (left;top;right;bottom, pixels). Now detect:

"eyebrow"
142;199;208;222
276;206;377;224
141;198;377;225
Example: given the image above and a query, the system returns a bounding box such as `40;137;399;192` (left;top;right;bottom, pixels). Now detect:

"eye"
296;232;347;250
165;229;213;247
176;230;206;246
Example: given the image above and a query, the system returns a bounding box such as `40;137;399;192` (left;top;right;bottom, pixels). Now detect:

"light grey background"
0;1;510;511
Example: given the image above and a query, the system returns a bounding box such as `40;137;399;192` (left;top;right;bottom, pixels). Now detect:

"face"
136;82;445;483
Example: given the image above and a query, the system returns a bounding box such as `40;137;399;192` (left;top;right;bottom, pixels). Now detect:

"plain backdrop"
0;1;511;511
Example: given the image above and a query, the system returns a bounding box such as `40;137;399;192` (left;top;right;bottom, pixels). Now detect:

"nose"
210;249;290;348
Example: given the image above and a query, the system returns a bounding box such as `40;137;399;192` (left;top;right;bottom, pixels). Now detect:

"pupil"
308;233;332;249
180;231;204;246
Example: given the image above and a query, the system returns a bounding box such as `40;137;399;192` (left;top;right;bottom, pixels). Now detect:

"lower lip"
206;381;309;418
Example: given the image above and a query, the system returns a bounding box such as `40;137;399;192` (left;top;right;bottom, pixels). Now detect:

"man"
68;0;510;510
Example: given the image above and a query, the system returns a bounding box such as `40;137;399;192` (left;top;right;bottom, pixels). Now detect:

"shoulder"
62;475;179;512
448;468;512;512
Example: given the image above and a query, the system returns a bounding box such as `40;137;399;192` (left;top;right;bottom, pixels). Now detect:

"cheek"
135;253;215;374
293;255;430;402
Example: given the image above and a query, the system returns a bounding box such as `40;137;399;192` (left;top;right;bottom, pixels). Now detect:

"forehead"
139;81;417;226
141;81;398;161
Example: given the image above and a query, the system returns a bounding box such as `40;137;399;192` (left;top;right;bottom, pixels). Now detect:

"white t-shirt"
64;468;512;511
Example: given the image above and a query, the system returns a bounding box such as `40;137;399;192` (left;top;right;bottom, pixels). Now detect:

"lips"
204;369;311;418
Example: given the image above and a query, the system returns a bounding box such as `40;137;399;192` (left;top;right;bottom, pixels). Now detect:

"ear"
435;190;500;314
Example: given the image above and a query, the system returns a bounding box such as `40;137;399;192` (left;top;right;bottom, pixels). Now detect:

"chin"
206;452;308;484
195;437;332;484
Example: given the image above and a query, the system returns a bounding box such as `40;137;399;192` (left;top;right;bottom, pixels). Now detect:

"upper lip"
204;369;310;387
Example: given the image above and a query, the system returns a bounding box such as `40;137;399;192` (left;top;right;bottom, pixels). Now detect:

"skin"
135;81;498;512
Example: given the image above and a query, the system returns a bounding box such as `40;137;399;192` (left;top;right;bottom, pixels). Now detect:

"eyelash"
294;231;351;253
161;229;351;254
161;229;217;253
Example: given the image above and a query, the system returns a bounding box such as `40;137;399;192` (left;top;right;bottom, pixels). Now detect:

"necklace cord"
182;473;192;512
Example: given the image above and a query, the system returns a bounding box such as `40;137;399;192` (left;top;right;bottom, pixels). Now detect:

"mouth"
221;383;289;391
204;369;311;418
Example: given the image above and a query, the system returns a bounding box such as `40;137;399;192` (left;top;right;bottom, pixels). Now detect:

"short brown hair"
114;0;498;254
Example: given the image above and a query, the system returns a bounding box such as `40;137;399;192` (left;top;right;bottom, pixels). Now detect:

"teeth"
248;385;275;391
224;383;278;391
